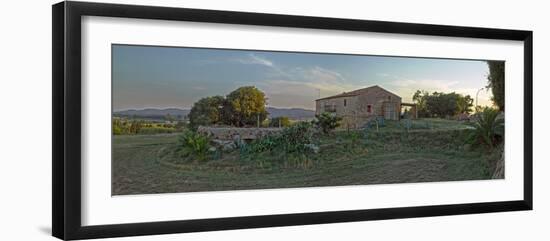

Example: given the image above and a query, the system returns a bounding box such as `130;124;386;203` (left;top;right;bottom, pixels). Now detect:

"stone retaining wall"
197;126;283;140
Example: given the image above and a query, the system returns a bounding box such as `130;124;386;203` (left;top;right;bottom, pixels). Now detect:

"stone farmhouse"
315;85;417;129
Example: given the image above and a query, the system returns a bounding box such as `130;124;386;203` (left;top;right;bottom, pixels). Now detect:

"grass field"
112;118;499;195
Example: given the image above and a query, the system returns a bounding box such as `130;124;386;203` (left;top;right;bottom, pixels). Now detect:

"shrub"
178;130;211;162
347;131;362;148
280;122;314;153
246;122;314;155
112;125;124;135
313;112;342;134
467;107;504;148
247;135;280;154
268;117;291;128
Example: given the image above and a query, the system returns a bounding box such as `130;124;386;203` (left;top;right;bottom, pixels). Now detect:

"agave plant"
468;107;504;148
178;130;211;162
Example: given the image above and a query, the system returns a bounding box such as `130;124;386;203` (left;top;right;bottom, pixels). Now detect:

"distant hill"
114;107;315;120
266;107;315;120
114;108;190;120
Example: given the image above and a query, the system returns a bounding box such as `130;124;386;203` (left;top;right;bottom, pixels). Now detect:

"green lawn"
112;119;499;195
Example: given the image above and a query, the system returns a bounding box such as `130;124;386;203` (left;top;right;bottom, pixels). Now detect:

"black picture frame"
52;1;533;240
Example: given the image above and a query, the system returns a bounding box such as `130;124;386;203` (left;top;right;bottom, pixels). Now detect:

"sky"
112;44;494;111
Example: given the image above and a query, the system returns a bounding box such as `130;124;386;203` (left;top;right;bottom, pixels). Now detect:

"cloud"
234;53;274;67
307;66;345;82
391;79;459;90
252;66;363;109
261;66;356;94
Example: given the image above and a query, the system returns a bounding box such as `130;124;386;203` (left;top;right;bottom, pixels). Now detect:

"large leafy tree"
487;61;505;111
412;90;430;117
413;90;473;117
188;95;225;127
425;92;460;117
224;86;268;127
457;94;474;114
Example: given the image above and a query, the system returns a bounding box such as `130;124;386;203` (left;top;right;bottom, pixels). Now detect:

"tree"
487;61;505;111
414;91;472;117
112;119;127;135
269;116;291;127
188;96;225;127
313;112;342;134
164;113;175;122
224;86;268;127
412;90;430;117
128;120;143;134
425;92;460;117
457;94;474;114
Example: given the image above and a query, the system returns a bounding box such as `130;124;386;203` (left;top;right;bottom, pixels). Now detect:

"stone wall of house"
355;86;401;119
315;95;359;116
315;86;402;129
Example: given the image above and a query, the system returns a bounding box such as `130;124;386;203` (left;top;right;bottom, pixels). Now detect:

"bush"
113;119;143;135
313;112;342;134
178;130;211;162
247;135;281;154
246;122;314;155
279;122;314;153
268;117;291;128
467;107;504;148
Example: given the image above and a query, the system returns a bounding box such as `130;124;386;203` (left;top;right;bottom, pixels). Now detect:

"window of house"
344;99;347;106
367;105;372;113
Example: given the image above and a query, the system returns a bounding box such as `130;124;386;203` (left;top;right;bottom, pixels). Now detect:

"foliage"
246;135;281;154
174;121;187;131
163;113;175;122
412;90;474;118
128;120;143;134
113;119;144;135
279;122;315;153
347;131;362;149
313;112;342;134
188;95;225;128
187;86;268;127
467;107;504;148
268;116;291;127
412;90;430;117
224;86;268;127
112;119;126;135
178;130;211;161
113;118;183;135
246;122;315;156
487;61;505;111
456;94;474;114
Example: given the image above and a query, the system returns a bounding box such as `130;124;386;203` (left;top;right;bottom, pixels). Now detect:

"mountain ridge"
113;107;315;120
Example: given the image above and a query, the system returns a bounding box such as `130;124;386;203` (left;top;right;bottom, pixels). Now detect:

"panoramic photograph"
111;44;505;195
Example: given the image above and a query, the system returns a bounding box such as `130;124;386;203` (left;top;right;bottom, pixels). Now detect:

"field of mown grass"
112;118;499;195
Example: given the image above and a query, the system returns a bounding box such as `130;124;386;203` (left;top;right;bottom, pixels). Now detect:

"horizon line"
113;105;317;112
